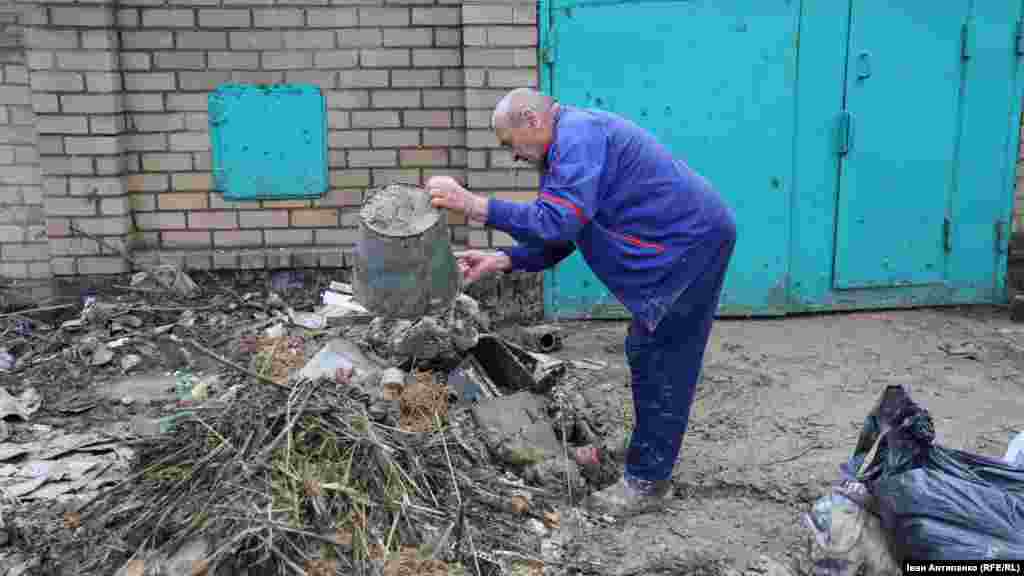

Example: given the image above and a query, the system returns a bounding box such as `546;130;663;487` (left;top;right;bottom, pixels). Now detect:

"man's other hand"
454;250;511;285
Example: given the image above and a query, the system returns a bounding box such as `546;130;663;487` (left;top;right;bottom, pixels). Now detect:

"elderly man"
427;88;736;517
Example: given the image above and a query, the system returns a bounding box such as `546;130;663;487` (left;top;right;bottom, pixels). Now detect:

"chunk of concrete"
472;391;561;466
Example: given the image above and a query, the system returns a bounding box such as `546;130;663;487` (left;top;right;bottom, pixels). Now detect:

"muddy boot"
584;475;674;518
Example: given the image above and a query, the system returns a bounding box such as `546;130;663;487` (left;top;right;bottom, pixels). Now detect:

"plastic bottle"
1005;431;1024;468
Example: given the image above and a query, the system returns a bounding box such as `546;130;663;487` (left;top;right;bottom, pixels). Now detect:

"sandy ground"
544;305;1024;574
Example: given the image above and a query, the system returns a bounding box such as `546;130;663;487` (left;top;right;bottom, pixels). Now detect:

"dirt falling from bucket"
360;183;439;238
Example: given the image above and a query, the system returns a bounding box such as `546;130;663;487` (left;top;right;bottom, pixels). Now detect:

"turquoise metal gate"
539;0;1024;319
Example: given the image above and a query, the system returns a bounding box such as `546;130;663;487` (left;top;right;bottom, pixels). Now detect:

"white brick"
130;113;185;132
121;53;152;71
155;52;206;70
125;93;165;112
208;52;260;70
125;133;169;152
383;28;432;48
283;31;335;50
337;29;382;48
462;5;515;25
392;69;441;88
82;31;118;50
176;31;228;50
69;177;124;197
24;28;78;50
178;71;231;91
51;7;114;27
0;86;30;106
262;52;313;70
413;49;461;68
230;31;283;50
91;115;126;135
121;31;174;50
166;93;207;112
326;90;369;109
371;90;420;109
314;50;358;69
412;7;459;26
36;115;89;135
360;49;409;68
338;69;389;88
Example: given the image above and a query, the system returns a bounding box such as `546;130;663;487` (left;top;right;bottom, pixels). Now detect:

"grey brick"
231;71;284;84
45;196;97;217
372;90;420;108
41;157;93;177
65;136;120;156
96;157;131;176
329;130;369;149
413;49;460;68
61;95;122;114
461;4;515;25
239;210;288;228
3;244;53;262
55;51;118;72
465;88;506;109
125;93;165;113
86;72;123;93
124;72;176;92
142;153;192;172
412;7;459;26
423;129;462;146
391;69;441;88
30;71;84;92
90;115;127;135
515;5;538;24
463;27;486;46
358;7;409;27
352;110;400;129
403;109;451;128
199;10;251;28
371;168;421;187
230;31;283;50
27;51;54;71
348;150;397;168
36;115;89;135
155;51;206;70
326;90;369;109
372;129;419;148
51;7;114;27
489;68;537;88
466;109;492;128
166;93;207;111
262;51;313;70
383;28;432;48
121;31;174;50
118;8;140;27
208;52;259;70
327;110;350;129
337;29;382;48
185;113;208;132
127;174;169;193
37;137;64;156
254;9;303;27
121;52;152;71
136;212;186;231
444;69;468;87
170;132;210;152
176;31;228;50
467;170;516;188
515;48;537;67
265;229;312;246
283;30;335;50
338;69;389;89
24;28;78;50
486;26;537;47
463;48;517;68
360;49;409;68
143;9;195;28
178;71;231;91
284;71;335;90
314;50;358;69
306;8;357;28
435;28;461;48
422;89;462;108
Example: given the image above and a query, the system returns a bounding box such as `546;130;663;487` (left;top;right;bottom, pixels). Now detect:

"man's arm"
486;126;607;245
499;240;576;273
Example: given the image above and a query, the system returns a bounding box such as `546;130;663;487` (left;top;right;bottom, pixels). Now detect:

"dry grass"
398;370;449;433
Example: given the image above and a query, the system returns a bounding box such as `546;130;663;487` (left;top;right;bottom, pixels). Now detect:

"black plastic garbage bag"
843;385;1024;562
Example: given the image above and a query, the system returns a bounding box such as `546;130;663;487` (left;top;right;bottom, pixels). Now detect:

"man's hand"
455;250;511;285
427;175;488;223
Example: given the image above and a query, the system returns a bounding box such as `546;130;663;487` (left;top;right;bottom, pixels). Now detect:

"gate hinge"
837;110;854;156
943;217;953;252
961;21;973;60
1016;20;1024;56
996;219;1008;254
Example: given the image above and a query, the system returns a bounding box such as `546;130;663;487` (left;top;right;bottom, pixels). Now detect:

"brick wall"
0;0;47;284
13;0;541;278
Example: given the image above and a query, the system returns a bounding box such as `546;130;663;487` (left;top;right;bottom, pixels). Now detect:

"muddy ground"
549;305;1024;574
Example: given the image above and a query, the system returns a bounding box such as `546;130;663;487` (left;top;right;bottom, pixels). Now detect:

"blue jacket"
487;105;737;331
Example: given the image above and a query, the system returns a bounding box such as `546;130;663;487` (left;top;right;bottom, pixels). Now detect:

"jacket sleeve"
486;123;606;244
498;240;576;273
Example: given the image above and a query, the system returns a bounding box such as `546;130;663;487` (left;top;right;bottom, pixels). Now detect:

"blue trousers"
624;238;735;483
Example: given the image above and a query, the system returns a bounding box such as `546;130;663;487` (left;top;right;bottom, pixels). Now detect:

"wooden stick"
169;334;290;390
68;222;178;293
0;304;75;319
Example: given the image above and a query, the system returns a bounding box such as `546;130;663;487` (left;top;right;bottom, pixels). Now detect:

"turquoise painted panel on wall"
542;0;801;318
208;84;328;202
539;0;1024;318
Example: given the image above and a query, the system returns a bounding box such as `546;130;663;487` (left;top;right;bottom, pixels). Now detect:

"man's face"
495;111;551;167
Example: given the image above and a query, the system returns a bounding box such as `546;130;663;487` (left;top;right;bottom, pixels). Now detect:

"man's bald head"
492;88;556;130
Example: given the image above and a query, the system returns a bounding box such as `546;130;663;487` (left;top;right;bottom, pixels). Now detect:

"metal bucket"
352;183;461;319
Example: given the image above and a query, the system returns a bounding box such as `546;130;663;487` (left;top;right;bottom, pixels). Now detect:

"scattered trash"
264;323;285;339
501;324;564;353
0;430;132;501
841;385;1024;561
938;341;983;360
88;343;114;366
803;483;900;576
0;349;13;372
0;387;42;421
271;270;304;292
289;309;326;330
1005;431;1024;467
298;337;381;387
120;354;142;373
